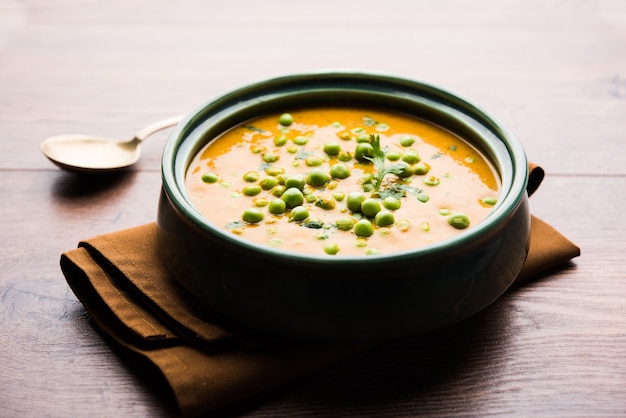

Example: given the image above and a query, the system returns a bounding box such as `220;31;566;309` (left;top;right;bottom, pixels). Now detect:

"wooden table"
1;1;624;416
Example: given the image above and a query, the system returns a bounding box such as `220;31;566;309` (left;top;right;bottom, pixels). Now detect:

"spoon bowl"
41;115;184;174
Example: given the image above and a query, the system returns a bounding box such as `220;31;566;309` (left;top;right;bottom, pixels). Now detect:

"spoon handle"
133;114;186;142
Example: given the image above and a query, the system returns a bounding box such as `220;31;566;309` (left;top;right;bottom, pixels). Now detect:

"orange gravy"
186;107;500;256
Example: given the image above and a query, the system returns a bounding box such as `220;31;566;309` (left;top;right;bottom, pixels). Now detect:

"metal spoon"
41;114;185;174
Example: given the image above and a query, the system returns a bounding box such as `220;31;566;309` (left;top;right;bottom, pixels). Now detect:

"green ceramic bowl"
157;70;530;342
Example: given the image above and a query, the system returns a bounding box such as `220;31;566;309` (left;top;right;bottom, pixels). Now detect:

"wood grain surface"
1;0;624;416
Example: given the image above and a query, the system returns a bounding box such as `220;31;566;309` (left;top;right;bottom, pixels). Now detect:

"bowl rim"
161;69;528;265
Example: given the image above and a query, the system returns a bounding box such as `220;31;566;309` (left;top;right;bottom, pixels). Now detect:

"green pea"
305;194;317;203
243;171;260;182
323;142;341;156
254;198;268;207
262;152;279;163
305;155;324;167
293;135;308;145
264;166;285;176
315;197;336;210
284;174;305;190
416;193;430;203
286;145;298;154
438;208;451;216
273;135;288;146
242;208;264;224
306;169;331;187
397;161;413;178
355;143;374;163
337;150;353;162
346;192;366;213
268;198;287;214
365;248;381;255
289;206;309;221
242;185;262;196
259;176;278;190
278;113;294;126
356;133;371;143
201;173;219;183
335;218;355;231
482;197;498;206
386;151;402;161
324;243;340;255
413;162;431;175
329;163;351;179
361;198;382;218
271;185;286;197
354;219;374;237
399;136;415;147
382;196;401;210
448;214;471;229
401;151;421;164
332;192;345;201
375;210;395;227
281;187;304;208
423;176;440;186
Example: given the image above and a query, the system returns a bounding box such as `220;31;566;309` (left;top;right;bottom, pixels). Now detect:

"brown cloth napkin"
60;164;579;417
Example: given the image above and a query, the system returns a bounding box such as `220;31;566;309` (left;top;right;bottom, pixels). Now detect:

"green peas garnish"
268;198;287;214
271;185;286;197
397;161;413;178
438;208;451;216
315;197;336;210
448;214;471;229
278;113;294;126
305;194;318;203
284;174;305;190
273;135;288;146
306;169;331;187
335;218;355;231
286;145;298;153
201;173;219;183
329;163;351;179
305;156;324;167
242;208;264;224
386;151;402;161
289;206;309;221
375;210;395;227
382;196;401;210
423;176;440;186
324;243;340;255
332;192;345;201
399;136;415;147
361;198;382;218
346;192;366;213
354;142;374;163
323;142;341;156
264;166;285;176
243;171;260;182
413;162;431;175
281;187;304;208
482;197;498;206
293;135;308;145
262;152;279;163
354;219;374;237
259;176;278;190
416;193;430;203
401;151;420;164
337;150;353;162
242;185;262;196
356;133;370;143
338;131;352;141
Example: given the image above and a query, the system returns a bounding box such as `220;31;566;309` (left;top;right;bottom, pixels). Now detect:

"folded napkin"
60;164;579;417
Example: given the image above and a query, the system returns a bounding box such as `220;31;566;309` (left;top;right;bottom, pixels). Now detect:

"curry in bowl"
186;107;500;256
